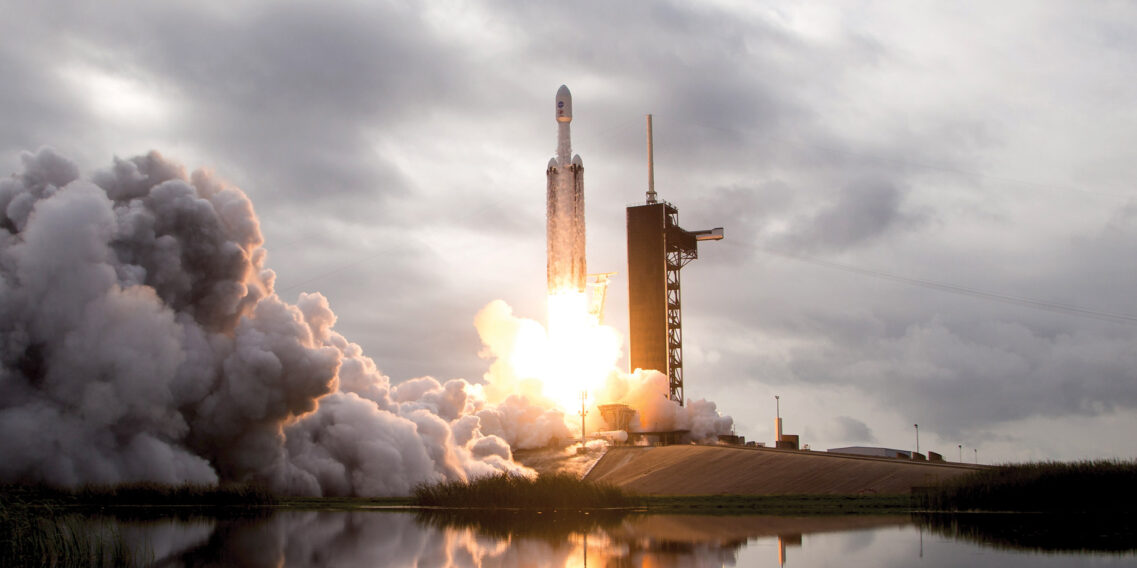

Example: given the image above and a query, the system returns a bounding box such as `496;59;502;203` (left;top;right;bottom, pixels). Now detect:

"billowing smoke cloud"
0;148;734;494
0;148;541;495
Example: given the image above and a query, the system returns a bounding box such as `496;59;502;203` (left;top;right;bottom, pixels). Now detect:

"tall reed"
1;501;148;566
413;472;637;509
917;459;1137;513
3;481;278;510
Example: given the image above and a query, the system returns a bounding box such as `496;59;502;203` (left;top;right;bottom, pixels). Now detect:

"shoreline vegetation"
2;460;1134;514
3;482;279;511
3;460;1133;564
914;459;1137;514
412;473;635;509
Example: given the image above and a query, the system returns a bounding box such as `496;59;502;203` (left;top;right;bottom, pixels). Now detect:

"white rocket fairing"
547;85;586;294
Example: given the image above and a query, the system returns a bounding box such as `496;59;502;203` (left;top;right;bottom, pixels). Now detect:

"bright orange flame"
541;290;621;413
474;292;623;416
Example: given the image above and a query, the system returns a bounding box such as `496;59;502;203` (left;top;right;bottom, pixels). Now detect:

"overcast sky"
4;0;1137;463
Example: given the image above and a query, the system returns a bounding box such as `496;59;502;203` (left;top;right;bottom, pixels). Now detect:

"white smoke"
0;148;733;495
0;148;539;495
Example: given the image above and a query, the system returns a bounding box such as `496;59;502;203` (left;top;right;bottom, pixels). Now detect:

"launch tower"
626;115;722;406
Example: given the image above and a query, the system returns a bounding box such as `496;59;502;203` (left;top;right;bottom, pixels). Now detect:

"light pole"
974;448;978;464
775;395;781;443
958;444;962;462
914;424;920;456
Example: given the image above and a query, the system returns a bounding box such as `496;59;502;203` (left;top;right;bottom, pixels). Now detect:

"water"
53;510;1137;566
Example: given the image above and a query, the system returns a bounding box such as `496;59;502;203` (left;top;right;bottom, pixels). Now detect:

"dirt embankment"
584;445;983;495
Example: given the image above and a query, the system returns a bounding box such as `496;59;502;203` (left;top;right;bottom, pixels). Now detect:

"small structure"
628;430;689;446
776;434;799;450
598;403;636;434
827;446;912;459
717;433;745;445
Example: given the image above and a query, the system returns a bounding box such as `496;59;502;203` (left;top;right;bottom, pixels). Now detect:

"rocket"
547;85;586;294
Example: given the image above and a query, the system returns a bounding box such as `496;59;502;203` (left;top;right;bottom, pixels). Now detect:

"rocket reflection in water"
546;85;585;294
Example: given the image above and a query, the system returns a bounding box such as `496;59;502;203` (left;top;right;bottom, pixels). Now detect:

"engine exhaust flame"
544;289;622;413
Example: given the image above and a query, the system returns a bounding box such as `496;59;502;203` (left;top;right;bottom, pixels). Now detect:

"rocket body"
547;85;586;294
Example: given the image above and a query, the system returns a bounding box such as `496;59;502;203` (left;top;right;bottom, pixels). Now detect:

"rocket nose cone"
555;85;573;123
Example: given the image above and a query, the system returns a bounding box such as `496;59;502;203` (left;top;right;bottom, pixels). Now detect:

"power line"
724;240;1137;326
692;121;1128;200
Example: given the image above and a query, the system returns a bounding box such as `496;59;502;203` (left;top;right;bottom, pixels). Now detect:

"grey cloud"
788;319;1137;437
12;2;463;225
774;177;924;252
3;0;1137;463
831;416;876;444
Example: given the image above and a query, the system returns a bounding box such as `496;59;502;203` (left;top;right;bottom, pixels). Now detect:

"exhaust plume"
0;148;537;495
473;298;734;443
0;148;733;495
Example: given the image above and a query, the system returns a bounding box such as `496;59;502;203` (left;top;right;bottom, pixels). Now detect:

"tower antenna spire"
646;114;657;204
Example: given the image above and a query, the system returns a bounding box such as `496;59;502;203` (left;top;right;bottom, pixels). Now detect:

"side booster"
547;85;586;294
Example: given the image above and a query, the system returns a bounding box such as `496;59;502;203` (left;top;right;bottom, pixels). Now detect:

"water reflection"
58;509;1137;567
917;513;1137;553
100;511;907;566
415;509;628;541
592;514;908;567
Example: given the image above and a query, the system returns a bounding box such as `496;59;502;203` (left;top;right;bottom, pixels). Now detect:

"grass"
915;460;1137;513
3;481;278;513
1;481;284;566
1;493;147;566
412;472;637;509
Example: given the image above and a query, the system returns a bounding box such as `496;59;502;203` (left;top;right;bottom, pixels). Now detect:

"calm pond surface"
65;509;1137;566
